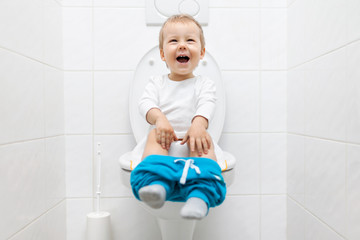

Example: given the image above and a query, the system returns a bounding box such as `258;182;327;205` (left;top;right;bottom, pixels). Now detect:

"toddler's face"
160;21;205;81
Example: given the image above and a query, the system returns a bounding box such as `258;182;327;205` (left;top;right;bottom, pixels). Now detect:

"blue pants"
130;155;226;209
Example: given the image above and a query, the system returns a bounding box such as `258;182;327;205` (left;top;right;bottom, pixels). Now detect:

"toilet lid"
129;46;225;143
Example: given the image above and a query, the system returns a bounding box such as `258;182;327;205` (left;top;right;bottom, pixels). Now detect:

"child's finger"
156;130;161;144
196;138;203;156
173;133;178;141
165;133;170;149
202;137;208;154
161;131;166;148
180;135;188;145
190;137;196;152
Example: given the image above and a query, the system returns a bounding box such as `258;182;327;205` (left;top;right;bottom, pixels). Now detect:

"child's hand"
155;115;178;150
146;108;178;150
181;116;211;156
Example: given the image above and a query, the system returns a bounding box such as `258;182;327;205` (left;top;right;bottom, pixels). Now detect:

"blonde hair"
159;14;205;50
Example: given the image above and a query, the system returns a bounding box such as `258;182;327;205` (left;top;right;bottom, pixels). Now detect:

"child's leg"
139;180;171;209
142;129;168;159
180;190;209;220
188;136;217;161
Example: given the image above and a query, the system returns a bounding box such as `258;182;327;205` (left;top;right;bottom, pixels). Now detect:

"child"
130;14;226;220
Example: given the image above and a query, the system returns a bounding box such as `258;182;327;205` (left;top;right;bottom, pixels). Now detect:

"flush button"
179;0;200;16
146;0;208;26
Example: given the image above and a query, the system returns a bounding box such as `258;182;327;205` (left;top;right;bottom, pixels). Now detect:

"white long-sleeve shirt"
139;75;217;138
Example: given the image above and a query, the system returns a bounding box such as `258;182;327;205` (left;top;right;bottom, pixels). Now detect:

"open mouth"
176;55;190;63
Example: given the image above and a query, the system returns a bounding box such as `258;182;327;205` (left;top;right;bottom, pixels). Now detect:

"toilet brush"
86;142;112;240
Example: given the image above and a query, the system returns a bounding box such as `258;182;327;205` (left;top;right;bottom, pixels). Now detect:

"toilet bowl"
119;46;236;240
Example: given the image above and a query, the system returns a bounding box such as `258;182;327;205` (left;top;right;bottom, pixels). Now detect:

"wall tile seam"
286;132;360;146
7;199;66;240
287;195;347;239
288;37;360;71
221;131;288;134
0;135;66;147
0;46;63;71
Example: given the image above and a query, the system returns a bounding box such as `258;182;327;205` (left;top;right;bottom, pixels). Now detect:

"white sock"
138;184;166;209
180;197;208;220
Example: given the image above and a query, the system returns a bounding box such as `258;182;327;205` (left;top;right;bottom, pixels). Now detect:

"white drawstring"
174;159;201;184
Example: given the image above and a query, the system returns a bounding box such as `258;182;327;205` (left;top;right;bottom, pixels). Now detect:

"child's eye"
169;39;177;43
187;39;195;42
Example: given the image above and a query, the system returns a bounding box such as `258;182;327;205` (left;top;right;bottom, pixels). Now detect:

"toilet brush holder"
86;211;112;240
86;142;112;240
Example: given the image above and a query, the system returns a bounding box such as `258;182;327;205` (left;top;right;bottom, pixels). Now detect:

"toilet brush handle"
96;142;102;213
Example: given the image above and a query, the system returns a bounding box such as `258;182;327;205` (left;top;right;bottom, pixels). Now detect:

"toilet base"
157;218;196;240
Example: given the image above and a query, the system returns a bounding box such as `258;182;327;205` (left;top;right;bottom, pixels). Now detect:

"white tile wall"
288;0;349;68
0;0;43;61
206;9;260;70
219;134;260;194
347;41;360;145
304;48;348;142
43;0;63;69
261;195;287;240
222;71;260;132
287;134;305;205
287;67;305;134
261;71;287;132
0;49;45;144
66;136;93;198
94;72;132;134
305;138;347;235
44;67;64;137
261;9;287;70
261;0;287;8
0;1;65;238
288;1;360;239
0;138;65;239
64;72;93;134
261;133;287;194
305;210;345;240
287;198;305;240
63;7;93;70
93;8;159;70
9;201;66;240
347;144;360;240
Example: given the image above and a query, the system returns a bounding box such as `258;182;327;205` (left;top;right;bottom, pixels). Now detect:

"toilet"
119;46;236;240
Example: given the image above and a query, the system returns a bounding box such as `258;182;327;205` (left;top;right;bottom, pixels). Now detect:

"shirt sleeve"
138;76;160;120
195;76;217;122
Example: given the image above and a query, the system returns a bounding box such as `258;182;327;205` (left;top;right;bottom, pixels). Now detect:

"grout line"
287;195;347;239
288;38;360;71
287;132;360;146
7;199;66;240
0;135;66;147
345;143;349;237
0;46;64;71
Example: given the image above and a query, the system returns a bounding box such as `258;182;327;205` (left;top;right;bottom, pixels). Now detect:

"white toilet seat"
120;46;235;172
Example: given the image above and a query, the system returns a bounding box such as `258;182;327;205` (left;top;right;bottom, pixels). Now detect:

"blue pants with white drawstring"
130;155;227;209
